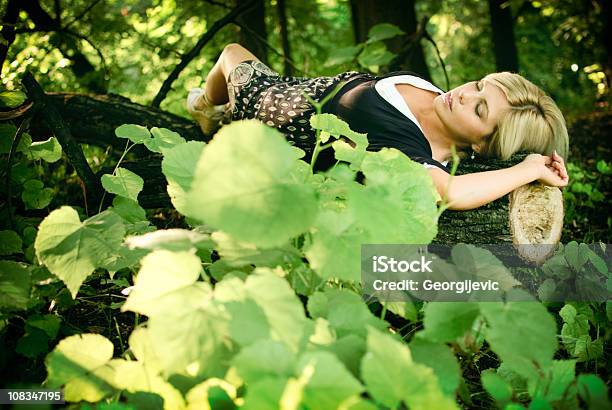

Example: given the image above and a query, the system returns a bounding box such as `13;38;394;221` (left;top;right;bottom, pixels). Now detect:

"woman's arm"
428;152;569;211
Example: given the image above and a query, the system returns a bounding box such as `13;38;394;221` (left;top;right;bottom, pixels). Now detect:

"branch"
22;72;102;206
64;0;103;29
151;0;258;108
232;21;307;76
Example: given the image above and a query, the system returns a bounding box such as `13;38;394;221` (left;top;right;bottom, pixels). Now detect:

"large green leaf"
420;302;480;342
184;120;317;247
145;127;186;153
0;260;31;310
355;148;439;243
307;288;386;338
101;167;144;202
115;124;151;144
211;231;301;268
35;207;125;298
45;334;116;402
366;23;405;44
161;140;206;214
409;339;461;397
147;292;231;377
122;250;209;317
27;137;62;162
232;339;295;385
479;290;557;380
296;351;363;409
22;179;54;209
215;269;309;352
0;230;22;255
0;124;30;153
361;327;457;409
305;209;366;282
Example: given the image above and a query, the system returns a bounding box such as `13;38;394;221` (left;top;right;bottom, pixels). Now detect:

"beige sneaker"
187;87;226;135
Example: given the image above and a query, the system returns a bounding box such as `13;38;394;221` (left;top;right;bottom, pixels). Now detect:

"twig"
62;27;108;77
151;0;259;108
64;0;103;29
204;0;232;9
422;28;450;91
0;101;33;120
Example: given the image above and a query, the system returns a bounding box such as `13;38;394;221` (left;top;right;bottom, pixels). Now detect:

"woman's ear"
471;143;481;153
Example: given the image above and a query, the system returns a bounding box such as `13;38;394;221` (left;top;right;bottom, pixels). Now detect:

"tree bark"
276;0;293;76
236;0;268;64
488;0;519;72
21;91;566;252
349;0;431;80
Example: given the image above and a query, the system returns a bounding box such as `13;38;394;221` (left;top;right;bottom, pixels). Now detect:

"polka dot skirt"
227;60;362;159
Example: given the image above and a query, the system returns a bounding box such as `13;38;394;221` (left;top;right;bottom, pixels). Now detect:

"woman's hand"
520;152;569;187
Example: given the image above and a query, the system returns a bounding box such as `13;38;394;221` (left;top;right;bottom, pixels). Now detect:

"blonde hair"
477;72;569;160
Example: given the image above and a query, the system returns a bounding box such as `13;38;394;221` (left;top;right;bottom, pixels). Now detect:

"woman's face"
433;79;510;150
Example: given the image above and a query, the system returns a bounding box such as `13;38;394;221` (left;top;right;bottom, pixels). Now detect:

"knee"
222;43;247;58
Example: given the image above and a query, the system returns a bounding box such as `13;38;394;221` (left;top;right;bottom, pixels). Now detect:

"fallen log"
19;91;564;255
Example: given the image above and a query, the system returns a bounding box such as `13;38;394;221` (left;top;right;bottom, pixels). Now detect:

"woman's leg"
204;43;260;105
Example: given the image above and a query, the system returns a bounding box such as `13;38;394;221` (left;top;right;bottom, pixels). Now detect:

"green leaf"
215;269;309;351
101;167;144;202
327;334;366;378
537;360;576;403
110;196;147;224
479;290;557;380
296;351;363;410
126;228;212;252
184;120;317;247
144;127;186;153
451;244;521;290
185;378;238;410
122;250;208;317
307;288;386;338
26;314;61;339
232;339;295;385
366;23;405;44
0;124;30;153
27;137;62;162
310;114;368;148
358;42;395;71
212;231;301;268
0;230;22;255
326;45;362;66
481;370;513;405
0;260;30;310
354;148;439;243
161;140;206;214
241;378;287;410
305;209;366;281
361;327;457;409
595;160;611;175
564;241;588;270
0;90;27;108
22;179;54;209
420;302;480;342
409;339;461;397
16;327;50;358
35;207;125;298
115;124;151;144
577;374;610;410
45;334;116;402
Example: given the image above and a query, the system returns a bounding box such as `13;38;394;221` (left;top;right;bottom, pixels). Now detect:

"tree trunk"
236;0;268;64
349;0;431;80
488;0;519;72
276;0;293;76
21;92;565;255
